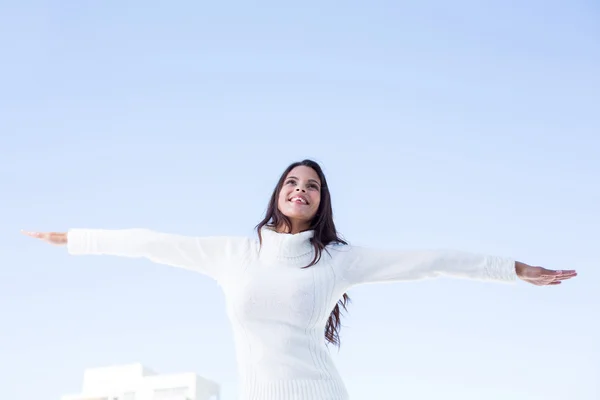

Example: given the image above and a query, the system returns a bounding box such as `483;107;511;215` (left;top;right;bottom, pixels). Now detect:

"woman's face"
277;166;322;231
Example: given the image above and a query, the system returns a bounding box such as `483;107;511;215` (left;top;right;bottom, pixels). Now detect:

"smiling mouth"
289;196;308;205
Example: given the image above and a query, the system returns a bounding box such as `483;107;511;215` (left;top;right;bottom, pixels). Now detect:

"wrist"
515;261;527;277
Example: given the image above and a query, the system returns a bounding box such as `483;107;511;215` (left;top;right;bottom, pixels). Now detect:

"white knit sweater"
67;227;517;400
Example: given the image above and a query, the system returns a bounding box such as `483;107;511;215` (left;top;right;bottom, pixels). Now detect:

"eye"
308;183;319;190
285;179;296;185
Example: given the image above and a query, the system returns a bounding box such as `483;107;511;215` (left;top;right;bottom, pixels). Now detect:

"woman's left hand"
515;261;577;286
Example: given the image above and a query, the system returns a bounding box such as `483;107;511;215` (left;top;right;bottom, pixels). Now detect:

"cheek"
311;196;321;211
278;191;290;208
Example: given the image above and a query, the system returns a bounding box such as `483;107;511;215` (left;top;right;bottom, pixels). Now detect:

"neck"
259;225;315;264
276;220;310;234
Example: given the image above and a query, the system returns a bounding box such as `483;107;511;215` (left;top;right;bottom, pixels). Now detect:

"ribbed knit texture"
67;227;517;399
242;377;349;400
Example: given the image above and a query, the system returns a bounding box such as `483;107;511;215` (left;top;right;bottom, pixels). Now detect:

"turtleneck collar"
258;226;315;264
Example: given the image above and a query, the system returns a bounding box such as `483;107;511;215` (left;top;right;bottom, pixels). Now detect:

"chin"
281;211;315;225
282;212;309;221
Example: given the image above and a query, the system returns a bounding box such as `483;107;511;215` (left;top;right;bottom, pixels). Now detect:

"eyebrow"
287;176;321;187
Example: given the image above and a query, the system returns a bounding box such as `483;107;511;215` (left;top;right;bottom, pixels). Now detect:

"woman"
22;159;577;400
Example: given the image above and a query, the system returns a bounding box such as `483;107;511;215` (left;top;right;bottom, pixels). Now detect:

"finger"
549;281;562;285
541;269;576;277
21;230;43;238
23;231;52;241
540;269;561;276
557;270;577;275
555;274;577;280
540;273;577;283
552;272;578;280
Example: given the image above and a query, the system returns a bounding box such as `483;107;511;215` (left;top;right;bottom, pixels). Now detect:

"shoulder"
323;243;372;289
324;243;365;265
226;235;263;260
189;235;256;263
221;235;256;255
326;242;369;254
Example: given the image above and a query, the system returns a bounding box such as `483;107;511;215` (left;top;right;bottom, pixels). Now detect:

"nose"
295;188;306;193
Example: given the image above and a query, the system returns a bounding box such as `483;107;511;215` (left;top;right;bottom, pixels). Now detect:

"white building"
60;363;220;400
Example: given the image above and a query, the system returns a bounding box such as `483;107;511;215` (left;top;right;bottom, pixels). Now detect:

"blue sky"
1;1;598;399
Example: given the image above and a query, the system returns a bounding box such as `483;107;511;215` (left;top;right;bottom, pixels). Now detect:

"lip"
288;195;309;205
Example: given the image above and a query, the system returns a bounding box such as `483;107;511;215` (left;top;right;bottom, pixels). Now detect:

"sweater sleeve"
67;228;249;282
333;245;517;288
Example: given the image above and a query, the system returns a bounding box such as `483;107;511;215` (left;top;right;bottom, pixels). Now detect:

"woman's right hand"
21;230;68;246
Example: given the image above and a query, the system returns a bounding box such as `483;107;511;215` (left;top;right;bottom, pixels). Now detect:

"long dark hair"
255;159;351;347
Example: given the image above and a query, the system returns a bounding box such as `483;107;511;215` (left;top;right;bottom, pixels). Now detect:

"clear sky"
1;1;598;399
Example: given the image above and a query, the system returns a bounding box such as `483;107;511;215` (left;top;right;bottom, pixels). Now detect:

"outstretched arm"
21;229;249;282
333;245;576;288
